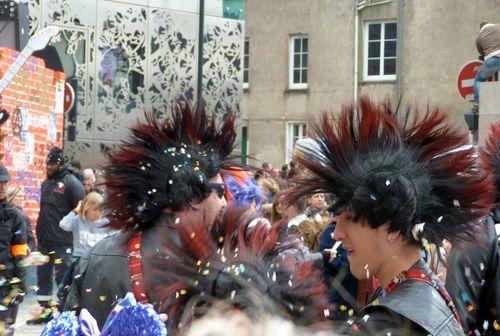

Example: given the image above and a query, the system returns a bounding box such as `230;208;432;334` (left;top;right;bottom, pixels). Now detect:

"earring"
387;233;394;243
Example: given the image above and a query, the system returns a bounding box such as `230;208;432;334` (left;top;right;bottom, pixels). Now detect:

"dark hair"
104;101;237;233
70;160;82;170
146;206;330;331
480;21;489;29
288;96;494;247
482;122;500;202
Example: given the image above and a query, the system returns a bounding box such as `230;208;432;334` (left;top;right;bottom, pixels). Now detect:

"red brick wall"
0;47;65;227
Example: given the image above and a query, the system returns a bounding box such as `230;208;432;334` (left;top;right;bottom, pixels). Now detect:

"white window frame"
243;38;249;89
285;122;307;163
289;35;308;90
363;21;397;81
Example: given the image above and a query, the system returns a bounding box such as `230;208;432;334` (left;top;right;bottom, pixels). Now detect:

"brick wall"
0;47;65;228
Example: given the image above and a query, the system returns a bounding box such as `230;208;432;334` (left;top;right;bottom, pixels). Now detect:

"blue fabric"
41;311;80;336
318;223;358;319
474;56;500;103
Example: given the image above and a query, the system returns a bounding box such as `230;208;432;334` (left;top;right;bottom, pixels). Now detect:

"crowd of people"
0;97;497;336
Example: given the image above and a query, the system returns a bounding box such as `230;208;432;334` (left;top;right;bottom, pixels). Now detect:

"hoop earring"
387;233;394;243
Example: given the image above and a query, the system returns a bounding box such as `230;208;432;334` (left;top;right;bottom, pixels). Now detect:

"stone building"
241;0;500;166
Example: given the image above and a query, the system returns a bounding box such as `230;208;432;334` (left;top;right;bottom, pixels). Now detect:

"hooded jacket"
37;164;86;245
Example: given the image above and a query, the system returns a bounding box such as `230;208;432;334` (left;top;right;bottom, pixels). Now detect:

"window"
286;122;307;162
243;39;249;89
364;21;397;81
289;35;308;89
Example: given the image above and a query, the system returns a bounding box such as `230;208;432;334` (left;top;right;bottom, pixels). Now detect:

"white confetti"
385;179;391;186
437;216;443;223
411;223;425;241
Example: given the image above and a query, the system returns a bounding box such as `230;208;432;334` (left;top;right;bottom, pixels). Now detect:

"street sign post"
457;60;493;103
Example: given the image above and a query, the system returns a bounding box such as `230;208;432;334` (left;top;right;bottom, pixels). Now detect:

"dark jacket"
0;201;28;295
15;207;35;252
348;260;464;336
445;209;500;335
64;214;180;328
318;223;358;318
36;165;85;245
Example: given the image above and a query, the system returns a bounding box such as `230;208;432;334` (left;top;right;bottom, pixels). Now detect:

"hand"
324;248;338;263
74;201;82;215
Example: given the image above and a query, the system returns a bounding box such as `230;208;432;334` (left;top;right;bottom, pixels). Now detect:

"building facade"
241;0;500;167
27;0;245;167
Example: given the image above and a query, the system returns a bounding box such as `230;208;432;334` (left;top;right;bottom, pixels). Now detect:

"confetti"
385;179;391;186
348;309;354;316
323;309;330;317
99;296;107;301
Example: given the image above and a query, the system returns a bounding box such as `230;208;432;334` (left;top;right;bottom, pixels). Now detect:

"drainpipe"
196;0;205;102
395;0;404;104
354;0;359;104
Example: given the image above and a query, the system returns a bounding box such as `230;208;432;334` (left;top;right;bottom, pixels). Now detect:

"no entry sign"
457;60;492;103
64;81;75;114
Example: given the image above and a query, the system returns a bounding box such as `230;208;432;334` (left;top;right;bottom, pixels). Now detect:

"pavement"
14;295;45;336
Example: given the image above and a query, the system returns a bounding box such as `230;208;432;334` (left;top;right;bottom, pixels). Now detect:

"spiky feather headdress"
288;96;493;247
482;122;500;203
144;206;330;331
104;101;237;233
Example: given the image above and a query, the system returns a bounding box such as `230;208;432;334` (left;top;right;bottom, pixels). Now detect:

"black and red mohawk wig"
145;206;330;332
482;121;500;203
104;101;237;233
289;96;494;247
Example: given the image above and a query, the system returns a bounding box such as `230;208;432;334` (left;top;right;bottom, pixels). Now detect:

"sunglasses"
210;183;226;199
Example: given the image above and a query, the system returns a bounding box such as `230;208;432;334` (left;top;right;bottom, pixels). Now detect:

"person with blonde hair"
5;184;35;252
58;192;115;306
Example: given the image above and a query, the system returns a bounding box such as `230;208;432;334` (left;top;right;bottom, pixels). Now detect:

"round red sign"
456;60;493;103
64;81;75;114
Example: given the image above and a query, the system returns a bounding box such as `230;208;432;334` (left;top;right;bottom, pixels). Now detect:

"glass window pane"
294;124;299;135
368;59;380;76
384;41;396;57
294;54;300;68
368;41;380;58
293;69;300;83
244;40;249;54
302;53;308;68
302;69;307;83
384;58;396;75
369;24;381;40
385;23;397;39
302;38;308;52
244;55;249;68
294;38;300;52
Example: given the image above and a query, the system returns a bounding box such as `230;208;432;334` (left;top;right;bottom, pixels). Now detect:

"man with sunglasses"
64;102;238;328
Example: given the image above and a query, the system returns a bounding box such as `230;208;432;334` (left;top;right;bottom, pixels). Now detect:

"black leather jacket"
352;262;464;336
445;209;500;335
64;214;180;328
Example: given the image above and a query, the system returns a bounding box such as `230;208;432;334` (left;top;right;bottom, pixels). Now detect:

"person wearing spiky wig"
288;97;494;335
143;205;333;335
445;122;500;335
63;101;239;329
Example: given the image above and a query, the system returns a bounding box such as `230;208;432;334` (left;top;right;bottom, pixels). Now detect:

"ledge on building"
284;87;309;94
360;79;397;85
